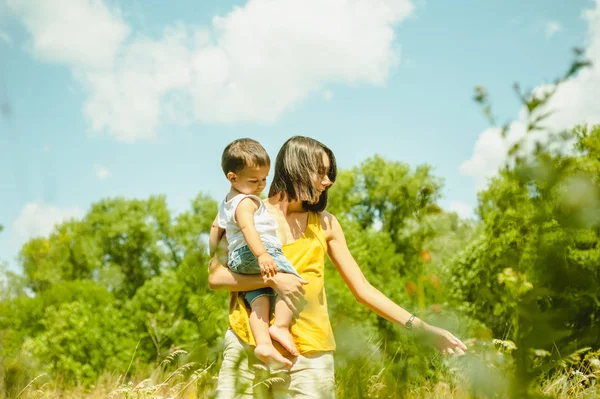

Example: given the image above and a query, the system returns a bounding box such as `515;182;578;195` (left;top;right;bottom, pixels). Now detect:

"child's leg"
249;295;292;369
269;295;299;356
265;247;302;357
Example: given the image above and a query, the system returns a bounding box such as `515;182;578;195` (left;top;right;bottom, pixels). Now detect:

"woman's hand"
208;256;308;314
267;273;308;315
421;323;467;356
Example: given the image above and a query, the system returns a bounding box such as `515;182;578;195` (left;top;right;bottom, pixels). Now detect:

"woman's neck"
268;193;305;215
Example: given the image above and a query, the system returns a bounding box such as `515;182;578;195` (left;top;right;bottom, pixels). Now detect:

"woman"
208;136;467;398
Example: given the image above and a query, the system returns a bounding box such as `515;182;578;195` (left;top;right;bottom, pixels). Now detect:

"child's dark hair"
221;138;270;175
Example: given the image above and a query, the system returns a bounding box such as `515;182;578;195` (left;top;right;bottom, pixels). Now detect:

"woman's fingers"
453;336;468;351
441;335;466;356
431;329;468;356
270;273;309;317
298;283;308;296
453;347;466;356
283;298;298;314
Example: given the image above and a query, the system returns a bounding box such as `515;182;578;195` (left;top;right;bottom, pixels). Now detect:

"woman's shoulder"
317;211;341;239
317;210;334;221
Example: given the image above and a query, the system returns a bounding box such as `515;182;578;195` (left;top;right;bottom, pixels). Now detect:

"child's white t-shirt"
217;194;281;253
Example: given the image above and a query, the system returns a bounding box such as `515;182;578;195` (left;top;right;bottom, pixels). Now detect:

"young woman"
208;136;467;398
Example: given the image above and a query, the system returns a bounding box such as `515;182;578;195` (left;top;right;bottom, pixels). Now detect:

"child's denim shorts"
229;242;300;305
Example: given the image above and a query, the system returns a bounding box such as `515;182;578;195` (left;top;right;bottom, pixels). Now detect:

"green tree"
1;193;221;393
25;301;137;384
18;194;217;299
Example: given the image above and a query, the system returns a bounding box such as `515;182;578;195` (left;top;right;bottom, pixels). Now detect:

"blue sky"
1;0;599;271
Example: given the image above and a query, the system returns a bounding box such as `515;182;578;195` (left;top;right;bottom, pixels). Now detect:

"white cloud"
323;90;334;101
461;1;600;189
460;121;526;189
448;201;474;219
545;21;562;38
94;164;111;179
6;0;415;142
82;25;194;141
12;202;83;244
5;0;129;69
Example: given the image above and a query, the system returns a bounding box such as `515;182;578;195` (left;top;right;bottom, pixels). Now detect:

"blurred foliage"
446;49;598;397
446;124;600;396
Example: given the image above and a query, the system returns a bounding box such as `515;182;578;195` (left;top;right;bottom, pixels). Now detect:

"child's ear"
227;172;237;183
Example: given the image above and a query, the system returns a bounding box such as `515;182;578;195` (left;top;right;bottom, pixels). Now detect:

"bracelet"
406;314;416;330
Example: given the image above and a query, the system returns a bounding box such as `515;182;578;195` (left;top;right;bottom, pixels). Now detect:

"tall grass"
10;345;599;398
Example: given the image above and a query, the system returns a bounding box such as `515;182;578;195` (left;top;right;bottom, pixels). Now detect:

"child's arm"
235;197;278;277
209;215;225;258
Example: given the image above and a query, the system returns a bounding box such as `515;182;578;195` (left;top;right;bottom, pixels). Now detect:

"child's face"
229;164;270;196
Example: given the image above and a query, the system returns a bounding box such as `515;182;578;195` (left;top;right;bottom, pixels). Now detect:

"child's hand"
258;253;277;278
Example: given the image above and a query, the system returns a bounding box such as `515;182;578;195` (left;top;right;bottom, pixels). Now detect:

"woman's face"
311;152;333;200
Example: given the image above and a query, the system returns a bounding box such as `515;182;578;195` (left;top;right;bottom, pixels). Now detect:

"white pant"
215;329;335;398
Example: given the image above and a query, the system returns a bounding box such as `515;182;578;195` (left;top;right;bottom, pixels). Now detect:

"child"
209;138;301;369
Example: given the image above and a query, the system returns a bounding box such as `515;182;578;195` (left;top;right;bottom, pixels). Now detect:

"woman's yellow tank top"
228;211;336;353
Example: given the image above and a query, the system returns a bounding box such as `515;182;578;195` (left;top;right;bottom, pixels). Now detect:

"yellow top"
228;211;336;353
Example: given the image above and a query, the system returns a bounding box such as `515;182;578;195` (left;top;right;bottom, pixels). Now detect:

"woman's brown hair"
269;136;337;212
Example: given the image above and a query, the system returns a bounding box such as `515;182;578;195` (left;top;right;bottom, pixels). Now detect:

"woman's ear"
227;172;237;183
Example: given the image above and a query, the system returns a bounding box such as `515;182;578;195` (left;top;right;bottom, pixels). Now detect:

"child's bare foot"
254;344;292;370
269;325;299;356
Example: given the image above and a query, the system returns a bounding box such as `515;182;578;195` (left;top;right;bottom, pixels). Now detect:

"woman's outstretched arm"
324;212;467;355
